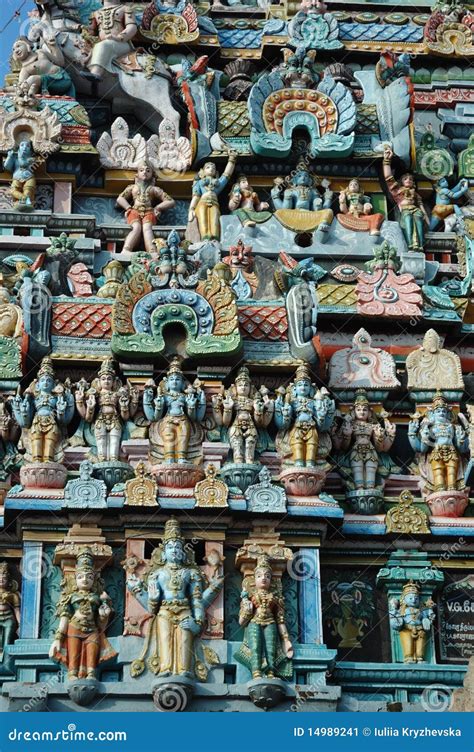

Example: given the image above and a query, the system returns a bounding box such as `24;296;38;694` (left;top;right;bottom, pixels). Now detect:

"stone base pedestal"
279;466;325;497
220;462;260;493
92;461;133;491
247;677;287;709
152;675;196;712
346;488;384;515
20;462;68;490
427;489;469;518
66;678;99;707
150;463;204;489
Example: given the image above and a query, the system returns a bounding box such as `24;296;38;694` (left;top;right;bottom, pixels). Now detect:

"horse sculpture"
31;1;180;136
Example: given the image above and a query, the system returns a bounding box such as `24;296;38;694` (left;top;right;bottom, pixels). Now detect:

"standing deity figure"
274;365;335;468
188;153;237;241
228;175;272;228
0;562;20;660
11;357;74;464
143;358;206;466
389;581;435;663
75;358;138;462
4;140;37;212
383;146;429;251
337;178;385;236
84;0;138;82
12;34;75;97
331;391;396;491
116;162;175;254
212;367;274;465
126;518;221;678
408;393;469;493
49;550;116;680
430;176;469;231
270;163;333;234
235;555;293;681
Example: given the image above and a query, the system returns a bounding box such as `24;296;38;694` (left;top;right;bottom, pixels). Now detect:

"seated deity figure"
11;357;74;464
383;146;429;250
430;176;470;231
337;178;385;236
274;364;335;468
212;366;274;465
0;563;20;661
11;34;75;97
389;581;435;663
49;550;116;680
143;358;206;466
75;358;138;462
228;176;272;228
4;140;37;212
116;163;175;254
408;392;469;493
270;163;333;235
84;0;138;82
235;555;293;681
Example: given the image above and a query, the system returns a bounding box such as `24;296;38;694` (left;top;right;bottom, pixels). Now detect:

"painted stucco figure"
389;581;435;663
188;153;237;241
12;34;75;97
430;177;469;230
337;179;384;236
84;0;138;81
4;140;37;212
0;563;20;661
228;176;272;228
383;146;429;250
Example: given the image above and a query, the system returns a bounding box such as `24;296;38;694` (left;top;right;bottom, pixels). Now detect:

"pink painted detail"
279;466;327;497
123;539;150;638
202;541;224;640
356;269;422;318
53;182;72;213
427;489;469;518
67;263;94;297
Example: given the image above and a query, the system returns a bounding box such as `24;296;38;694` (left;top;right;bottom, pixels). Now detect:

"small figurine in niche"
116;162;175;253
0;562;20;660
4;140;37;212
228;175;272;228
83;0;138;82
11;33;75;97
337;178;385;236
331;390;396;492
235;555;293;680
383;146;429;250
75;358;139;462
49;550;116;680
188;152;237;241
389;580;435;663
212;366;274;465
430;176;469;231
274;365;335;468
143;358;206;465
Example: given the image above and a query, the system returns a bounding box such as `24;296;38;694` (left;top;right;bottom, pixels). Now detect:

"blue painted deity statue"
389;581;435;663
430;176;470;231
275;364;335;468
144;358;206;466
126;518;223;678
270;163;333;236
4;140;37;212
11;357;74;464
235;555;293;680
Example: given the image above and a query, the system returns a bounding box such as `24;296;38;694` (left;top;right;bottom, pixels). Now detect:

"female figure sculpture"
331;391;396;491
337;178;384;236
116;162;175;254
75;358;138;462
228;176;272;228
49;550;116;680
235;555;293;680
212;366;274;465
188;153;237;241
0;563;20;660
383;146;429;250
389;581;435;663
12;357;74;464
143;358;206;466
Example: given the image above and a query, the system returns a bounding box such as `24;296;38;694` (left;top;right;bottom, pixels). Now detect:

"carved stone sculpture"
0;562;20;661
389;581;435;663
116;162;175;254
49;548;117;681
337;178;384;236
188;153;237;241
12;357;75;489
96;117;147;169
386;490;430;534
148;118;192;176
270;162;333;238
84;1;138;82
124;461;158;506
245;466;287;513
228;175;272;228
194;464;229;507
329;329;401;391
383;146;429;251
3;140;37;212
143;358;206;487
12;34;75;98
63;460;107;509
430;176;470;231
406;329;464;392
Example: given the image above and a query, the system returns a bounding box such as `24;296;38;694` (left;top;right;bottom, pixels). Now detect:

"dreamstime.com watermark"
7;724;127;743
